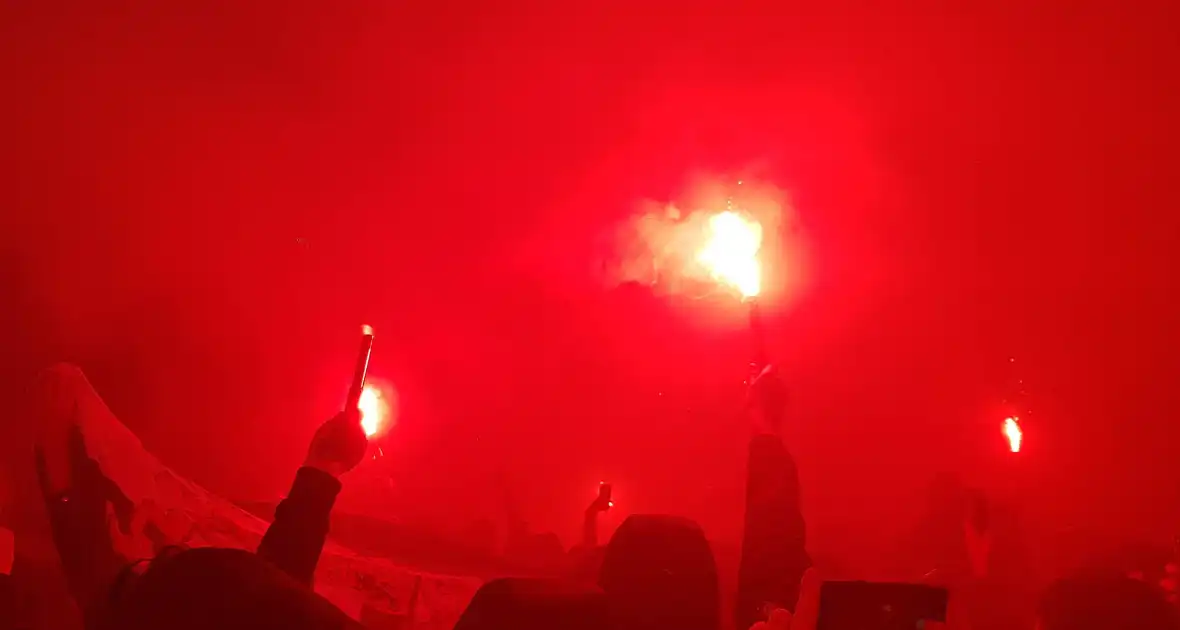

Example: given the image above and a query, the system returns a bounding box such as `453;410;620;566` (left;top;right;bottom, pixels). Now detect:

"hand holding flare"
305;410;368;478
346;324;390;438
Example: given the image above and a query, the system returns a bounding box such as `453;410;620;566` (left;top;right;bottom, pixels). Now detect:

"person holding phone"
584;483;612;548
568;483;613;582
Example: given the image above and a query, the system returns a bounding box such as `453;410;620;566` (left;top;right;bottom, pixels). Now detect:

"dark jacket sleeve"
734;434;810;630
257;467;342;587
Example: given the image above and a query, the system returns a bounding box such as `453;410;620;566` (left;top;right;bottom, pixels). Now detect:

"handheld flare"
345;325;375;415
1003;416;1023;453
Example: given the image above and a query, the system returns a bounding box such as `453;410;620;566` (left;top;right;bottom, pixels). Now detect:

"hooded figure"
599;514;721;630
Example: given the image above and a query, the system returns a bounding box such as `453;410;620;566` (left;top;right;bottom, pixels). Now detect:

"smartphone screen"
817;581;948;630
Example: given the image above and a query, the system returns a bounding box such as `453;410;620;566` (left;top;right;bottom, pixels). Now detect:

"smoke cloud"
604;176;806;304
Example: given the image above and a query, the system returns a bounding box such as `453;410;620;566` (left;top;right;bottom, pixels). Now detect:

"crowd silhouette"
1;363;1178;630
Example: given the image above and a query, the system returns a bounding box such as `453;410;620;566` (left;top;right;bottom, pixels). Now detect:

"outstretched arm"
582;507;600;549
735;366;810;630
256;467;342;587
565;489;611;581
257;411;366;587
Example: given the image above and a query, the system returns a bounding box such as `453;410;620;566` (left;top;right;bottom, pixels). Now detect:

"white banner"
32;364;481;630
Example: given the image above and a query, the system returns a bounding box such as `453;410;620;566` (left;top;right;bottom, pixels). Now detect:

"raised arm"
582;506;600;549
735;365;810;630
257;410;367;587
582;485;611;549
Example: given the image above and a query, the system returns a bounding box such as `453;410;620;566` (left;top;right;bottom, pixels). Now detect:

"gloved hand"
303;410;368;477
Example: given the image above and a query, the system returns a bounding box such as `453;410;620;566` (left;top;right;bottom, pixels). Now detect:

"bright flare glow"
358;385;384;437
361;324;374;336
697;211;763;298
1003;416;1023;453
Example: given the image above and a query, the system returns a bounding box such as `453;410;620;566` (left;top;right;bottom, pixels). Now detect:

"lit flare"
697;211;763;298
358;385;385;437
1003;416;1022;453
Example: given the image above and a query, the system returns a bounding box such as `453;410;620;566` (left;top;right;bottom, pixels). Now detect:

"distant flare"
1003;416;1022;453
697;211;763;298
